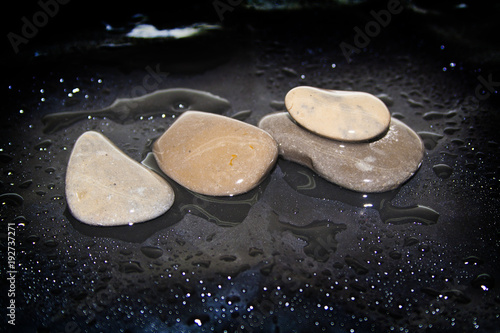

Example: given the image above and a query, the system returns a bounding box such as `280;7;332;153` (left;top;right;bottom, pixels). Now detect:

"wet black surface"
1;1;500;332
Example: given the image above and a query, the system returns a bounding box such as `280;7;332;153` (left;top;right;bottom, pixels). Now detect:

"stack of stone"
258;86;425;193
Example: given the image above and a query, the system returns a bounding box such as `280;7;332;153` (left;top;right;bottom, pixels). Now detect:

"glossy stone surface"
66;131;175;226
153;111;278;196
285;86;391;142
258;112;424;193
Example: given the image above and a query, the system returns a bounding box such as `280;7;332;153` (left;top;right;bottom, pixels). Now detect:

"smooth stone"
66;131;175;226
284;86;391;142
153;111;278;196
258;112;424;193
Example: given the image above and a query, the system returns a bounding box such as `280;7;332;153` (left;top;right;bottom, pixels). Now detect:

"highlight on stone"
65;131;175;226
285;86;391;142
153;111;278;196
258;112;424;193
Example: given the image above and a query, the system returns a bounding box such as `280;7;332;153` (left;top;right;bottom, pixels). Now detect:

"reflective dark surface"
1;1;499;332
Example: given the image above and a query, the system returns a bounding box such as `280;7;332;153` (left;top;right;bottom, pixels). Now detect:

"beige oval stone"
285;86;391;142
258;112;424;193
66;131;175;226
153;111;278;196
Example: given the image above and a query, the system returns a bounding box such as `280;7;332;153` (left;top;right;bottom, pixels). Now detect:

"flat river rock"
285;86;391;142
66;131;175;226
153;111;278;196
258;112;424;193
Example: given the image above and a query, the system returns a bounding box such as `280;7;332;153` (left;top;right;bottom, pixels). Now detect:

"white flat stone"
258;112;424;193
66;131;175;226
153;111;278;196
285;86;391;142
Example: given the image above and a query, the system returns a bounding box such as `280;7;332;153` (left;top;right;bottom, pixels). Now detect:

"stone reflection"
279;159;439;226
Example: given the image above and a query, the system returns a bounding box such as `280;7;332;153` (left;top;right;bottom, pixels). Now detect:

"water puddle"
279;160;439;225
42;88;232;133
269;211;347;262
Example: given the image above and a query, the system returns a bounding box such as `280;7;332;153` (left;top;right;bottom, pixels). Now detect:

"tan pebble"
258;112;424;193
285;86;391;142
66;131;175;226
153;111;278;196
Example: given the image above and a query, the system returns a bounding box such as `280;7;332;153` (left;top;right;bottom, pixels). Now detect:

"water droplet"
418;132;443;150
192;260;211;268
44;239;59;248
407;98;425;108
444;127;460;135
13;215;29;227
270;100;285;110
230;110;252;121
34;140;52;151
433;164;453;179
375;93;394;107
119;248;133;256
379;200;439;225
18;179;33;189
471;273;494;290
422;111;444;120
462;255;483;265
389;250;402;260
140;246;163;259
0;193;24;206
119;261;144;273
45;167;56;174
418;243;430;252
219;255;237;262
403;237;419;247
26;235;40;244
344;256;369;275
392;113;405;119
248;247;263;257
269;217;346;262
